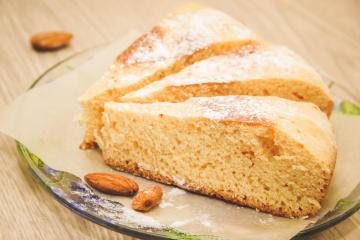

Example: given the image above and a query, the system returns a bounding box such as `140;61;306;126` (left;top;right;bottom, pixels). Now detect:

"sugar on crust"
121;45;333;116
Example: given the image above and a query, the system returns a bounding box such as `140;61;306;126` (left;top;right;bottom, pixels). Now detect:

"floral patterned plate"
16;47;360;239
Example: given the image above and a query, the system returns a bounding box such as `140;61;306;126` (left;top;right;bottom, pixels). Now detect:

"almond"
84;173;138;196
132;185;163;212
30;31;73;51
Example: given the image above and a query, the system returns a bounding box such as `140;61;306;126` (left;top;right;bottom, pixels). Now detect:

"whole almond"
132;185;163;212
30;31;73;51
84;173;138;196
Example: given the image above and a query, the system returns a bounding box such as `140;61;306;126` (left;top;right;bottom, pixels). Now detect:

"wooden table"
0;0;359;239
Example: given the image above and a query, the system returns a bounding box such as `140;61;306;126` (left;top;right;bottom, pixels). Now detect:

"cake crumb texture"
98;96;336;218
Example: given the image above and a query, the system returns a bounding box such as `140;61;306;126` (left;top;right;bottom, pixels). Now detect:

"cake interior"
99;108;329;217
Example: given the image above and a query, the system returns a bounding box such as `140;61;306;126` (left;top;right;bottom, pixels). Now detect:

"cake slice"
78;5;261;149
121;45;333;115
97;96;336;218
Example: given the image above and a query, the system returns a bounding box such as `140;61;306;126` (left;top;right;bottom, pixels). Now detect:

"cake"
96;96;336;218
78;5;337;218
121;45;333;115
78;4;261;149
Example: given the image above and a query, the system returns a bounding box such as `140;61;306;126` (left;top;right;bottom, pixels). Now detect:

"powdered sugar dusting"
259;216;274;224
169;214;213;228
108;95;303;124
102;8;256;88
172;176;186;186
122;207;163;228
175;204;189;209
125;32;172;65
170;220;189;228
160;188;187;209
159;202;174;208
123;45;324;100
200;218;213;227
187;95;315;124
124;8;253;66
166;188;186;198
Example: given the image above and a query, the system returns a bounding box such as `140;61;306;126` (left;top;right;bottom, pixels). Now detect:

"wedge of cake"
78;5;261;149
97;96;336;218
121;45;333;115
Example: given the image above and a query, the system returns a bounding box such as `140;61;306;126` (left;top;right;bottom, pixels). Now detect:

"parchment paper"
1;31;359;240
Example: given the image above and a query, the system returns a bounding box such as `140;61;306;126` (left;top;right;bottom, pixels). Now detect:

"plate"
16;46;360;239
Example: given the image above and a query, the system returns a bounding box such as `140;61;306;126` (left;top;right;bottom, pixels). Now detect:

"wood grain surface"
0;0;359;239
